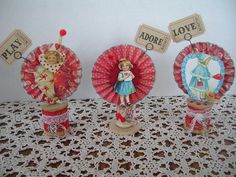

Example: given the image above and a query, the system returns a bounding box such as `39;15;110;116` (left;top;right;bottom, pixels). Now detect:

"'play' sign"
0;29;32;64
135;24;171;53
168;14;205;42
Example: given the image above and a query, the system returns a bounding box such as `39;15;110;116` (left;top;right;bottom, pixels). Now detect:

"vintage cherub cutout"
34;45;65;104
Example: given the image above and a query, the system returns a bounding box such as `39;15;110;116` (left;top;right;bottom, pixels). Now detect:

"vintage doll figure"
189;54;212;101
34;46;65;104
115;59;136;106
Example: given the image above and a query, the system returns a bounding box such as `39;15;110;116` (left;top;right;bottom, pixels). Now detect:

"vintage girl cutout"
114;58;136;106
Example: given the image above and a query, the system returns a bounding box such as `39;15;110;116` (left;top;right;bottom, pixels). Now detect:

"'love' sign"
168;14;205;42
135;24;171;53
0;29;32;64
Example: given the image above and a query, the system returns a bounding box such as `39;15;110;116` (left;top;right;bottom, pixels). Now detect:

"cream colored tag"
0;29;32;64
135;24;171;53
168;14;205;42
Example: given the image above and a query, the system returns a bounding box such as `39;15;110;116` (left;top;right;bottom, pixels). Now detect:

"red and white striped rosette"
174;42;235;134
173;42;235;97
92;45;155;105
21;44;82;103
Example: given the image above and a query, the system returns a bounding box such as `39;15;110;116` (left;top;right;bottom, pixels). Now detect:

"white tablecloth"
0;96;235;177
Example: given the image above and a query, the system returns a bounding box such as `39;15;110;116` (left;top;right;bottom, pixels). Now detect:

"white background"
0;0;235;102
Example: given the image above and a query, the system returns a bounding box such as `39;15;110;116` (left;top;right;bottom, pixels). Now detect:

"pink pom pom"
59;29;67;37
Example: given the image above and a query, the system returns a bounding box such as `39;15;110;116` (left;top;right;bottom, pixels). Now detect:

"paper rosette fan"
92;44;155;105
173;42;235;98
21;44;82;103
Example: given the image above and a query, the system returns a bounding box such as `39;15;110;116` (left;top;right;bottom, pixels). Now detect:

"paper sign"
0;29;32;64
168;14;205;42
135;24;171;53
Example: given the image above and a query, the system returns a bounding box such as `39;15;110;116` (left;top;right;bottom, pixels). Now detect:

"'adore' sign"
135;24;171;53
0;29;32;64
168;14;205;42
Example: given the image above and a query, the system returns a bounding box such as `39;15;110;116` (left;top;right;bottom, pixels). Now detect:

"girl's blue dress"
189;62;211;92
114;71;136;96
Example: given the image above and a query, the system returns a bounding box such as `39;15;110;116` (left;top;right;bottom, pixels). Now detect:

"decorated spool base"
184;99;213;134
41;101;69;138
110;105;139;135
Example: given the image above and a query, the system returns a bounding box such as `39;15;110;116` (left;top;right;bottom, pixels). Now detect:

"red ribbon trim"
116;113;126;122
42;107;68;116
187;105;211;112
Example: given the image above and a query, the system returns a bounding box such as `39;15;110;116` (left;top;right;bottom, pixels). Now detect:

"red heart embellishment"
212;74;223;80
116;113;126;122
55;43;60;49
197;81;203;86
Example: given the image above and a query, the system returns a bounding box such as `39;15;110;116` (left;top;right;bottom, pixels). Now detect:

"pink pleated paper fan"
21;44;82;103
92;44;155;105
173;42;235;97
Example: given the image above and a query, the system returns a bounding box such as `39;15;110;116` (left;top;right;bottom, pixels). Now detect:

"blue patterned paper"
181;53;224;101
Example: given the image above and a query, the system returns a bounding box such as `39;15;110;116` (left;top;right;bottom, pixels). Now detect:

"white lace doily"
0;96;235;177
